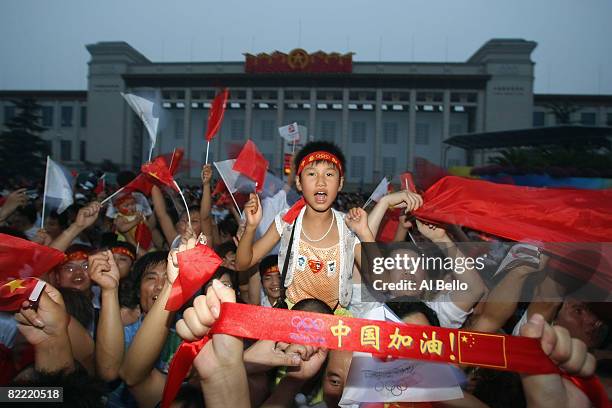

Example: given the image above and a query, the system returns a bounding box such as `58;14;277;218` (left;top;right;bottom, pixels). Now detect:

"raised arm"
49;202;101;252
235;193;280;271
0;188;28;225
89;250;124;381
199;164;215;245
151;185;178;245
368;190;423;237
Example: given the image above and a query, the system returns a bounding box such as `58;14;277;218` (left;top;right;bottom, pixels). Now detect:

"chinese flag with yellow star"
0;233;65;281
457;331;507;369
141;157;179;192
0;278;45;311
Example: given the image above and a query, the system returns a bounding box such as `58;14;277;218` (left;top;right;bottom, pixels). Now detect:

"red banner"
162;303;608;408
245;49;353;74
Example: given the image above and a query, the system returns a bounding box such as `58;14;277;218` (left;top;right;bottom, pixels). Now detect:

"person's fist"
75;201;101;229
15;283;68;346
201;164;213;186
382;190;423;212
244;193;262;228
88;250;120;291
345;207;370;238
167;235;197;285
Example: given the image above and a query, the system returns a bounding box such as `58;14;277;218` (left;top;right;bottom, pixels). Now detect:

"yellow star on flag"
3;279;25;293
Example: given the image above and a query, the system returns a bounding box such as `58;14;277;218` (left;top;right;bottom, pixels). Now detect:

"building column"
408;90;417;171
275;88;285;171
341;88;349;153
373;89;383;182
183;88;192;177
441;90;451;165
245;87;253;140
476;90;485;133
309;88;316;140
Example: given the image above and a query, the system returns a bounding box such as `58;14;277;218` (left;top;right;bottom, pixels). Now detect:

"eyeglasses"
59;263;89;274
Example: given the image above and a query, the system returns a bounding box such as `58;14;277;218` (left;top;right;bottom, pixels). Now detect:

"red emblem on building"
245;48;353;74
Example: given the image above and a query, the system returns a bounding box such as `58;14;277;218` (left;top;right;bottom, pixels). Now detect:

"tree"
0;99;49;180
543;101;581;125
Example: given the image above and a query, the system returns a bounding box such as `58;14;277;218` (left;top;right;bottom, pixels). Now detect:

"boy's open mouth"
314;191;328;204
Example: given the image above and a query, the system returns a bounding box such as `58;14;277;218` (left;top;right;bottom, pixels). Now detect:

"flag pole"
173;180;192;229
40;156;50;229
101;186;126;206
169;147;177;170
362;198;372;209
205;141;210;164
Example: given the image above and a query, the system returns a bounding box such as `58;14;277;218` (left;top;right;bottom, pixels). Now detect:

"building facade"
1;38;611;188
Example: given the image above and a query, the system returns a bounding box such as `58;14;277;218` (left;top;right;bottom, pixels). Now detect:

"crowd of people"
1;140;611;407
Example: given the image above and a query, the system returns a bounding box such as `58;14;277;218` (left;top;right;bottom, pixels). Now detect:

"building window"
41;106;54;127
383;122;398;144
533;112;545;127
60;140;72;161
260;120;274;141
80;141;86;162
231;119;245;140
581;112;597;126
80;106;87;127
61;106;73;127
607;113;612;126
320;121;336;142
4;106;15;122
351;121;366;143
416;123;430;145
351;156;365;179
382;157;396;177
175;118;184;139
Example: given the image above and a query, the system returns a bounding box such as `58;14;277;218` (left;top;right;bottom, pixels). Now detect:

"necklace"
301;211;335;243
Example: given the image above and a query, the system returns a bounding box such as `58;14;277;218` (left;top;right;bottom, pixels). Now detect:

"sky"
0;0;611;94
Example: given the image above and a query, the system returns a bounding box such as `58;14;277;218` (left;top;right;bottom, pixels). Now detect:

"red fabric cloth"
141;157;178;192
400;172;416;192
282;197;306;224
0;278;42;311
205;89;229;141
162;303;608;408
232;140;269;192
0;234;65;281
377;208;402;243
135;222;153;250
165;244;222;311
414;176;612;290
414;157;448;191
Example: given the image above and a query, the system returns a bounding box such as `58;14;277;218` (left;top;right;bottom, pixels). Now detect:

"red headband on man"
297;151;343;176
64;251;89;263
111;246;136;261
262;265;280;276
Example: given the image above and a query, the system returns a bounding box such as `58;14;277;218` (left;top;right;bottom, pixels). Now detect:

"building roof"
0;90;87;100
444;125;612;150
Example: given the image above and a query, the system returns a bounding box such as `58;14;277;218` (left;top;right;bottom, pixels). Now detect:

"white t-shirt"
425;292;472;329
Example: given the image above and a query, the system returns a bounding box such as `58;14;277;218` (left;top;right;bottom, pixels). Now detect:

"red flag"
0;234;65;281
135;222;153;250
0;278;45;312
377;208;402;243
205;88;229;141
414;176;612;291
400;172;416;192
232;140;269;192
165;244;222;311
124;150;185;196
93;175;106;194
212;180;227;197
141;157;178;192
457;331;507;368
414;157;448;191
163;148;185;176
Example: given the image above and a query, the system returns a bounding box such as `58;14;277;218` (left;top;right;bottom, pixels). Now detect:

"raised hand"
88;250;120;291
75;201;102;230
201;164;213;186
32;229;53;246
175;280;244;382
285;345;329;381
2;188;28;213
15;283;68;346
244;193;262;228
167;235;197;285
344;207;371;238
415;219;450;243
382;190;423;212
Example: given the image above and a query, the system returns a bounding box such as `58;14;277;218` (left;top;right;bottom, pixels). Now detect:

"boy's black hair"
218;215;238;237
294;140;346;176
385;298;441;327
215;241;237;258
292;298;334;315
178;205;201;222
58;287;94;329
259;254;279;276
126;251;169;304
204;266;238;292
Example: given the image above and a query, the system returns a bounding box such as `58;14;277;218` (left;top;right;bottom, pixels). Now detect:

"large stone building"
1;38;611;187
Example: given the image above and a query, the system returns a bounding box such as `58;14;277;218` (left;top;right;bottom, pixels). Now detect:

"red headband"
297;151;343;176
64;250;89;263
262;265;280;276
111;246;136;261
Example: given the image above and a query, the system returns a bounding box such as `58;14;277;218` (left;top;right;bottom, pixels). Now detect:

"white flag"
366;177;389;204
278;122;306;142
213;159;256;194
44;157;74;214
121;92;160;154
